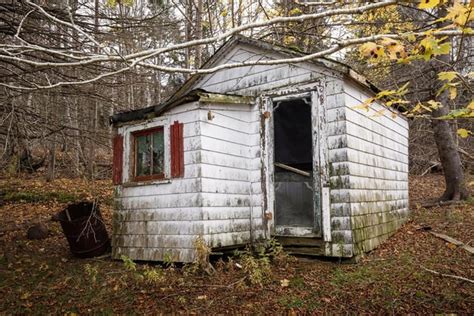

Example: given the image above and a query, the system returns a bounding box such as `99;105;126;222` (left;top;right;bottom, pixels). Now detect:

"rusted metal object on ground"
53;202;110;258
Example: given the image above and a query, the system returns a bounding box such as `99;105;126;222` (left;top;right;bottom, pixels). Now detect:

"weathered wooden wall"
113;102;204;262
342;80;410;255
195;43;369;258
321;79;357;257
199;103;265;248
112;100;263;262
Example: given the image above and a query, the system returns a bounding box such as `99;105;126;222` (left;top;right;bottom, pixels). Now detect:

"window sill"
122;178;172;187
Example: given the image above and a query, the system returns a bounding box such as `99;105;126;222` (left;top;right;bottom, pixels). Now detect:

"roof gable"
111;35;382;125
169;35;379;100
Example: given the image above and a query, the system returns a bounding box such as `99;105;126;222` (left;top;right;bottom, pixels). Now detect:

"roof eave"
110;90;254;126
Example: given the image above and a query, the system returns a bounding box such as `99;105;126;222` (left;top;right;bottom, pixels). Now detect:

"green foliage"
278;295;305;308
234;245;275;287
418;36;451;61
438;100;474;120
120;255;137;272
162;252;174;268
289;275;306;289
183;236;213;276
240;252;271;286
193;236;211;268
330;266;371;287
418;0;440;10
266;238;286;259
457;128;472;138
84;263;99;284
142;266;164;284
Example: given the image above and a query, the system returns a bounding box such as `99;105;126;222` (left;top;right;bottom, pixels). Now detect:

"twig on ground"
429;231;474;255
421;266;474;284
420;162;441;176
90;252;111;260
421;200;465;208
187;276;247;288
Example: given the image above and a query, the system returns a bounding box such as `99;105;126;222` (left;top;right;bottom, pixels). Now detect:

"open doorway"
273;96;318;236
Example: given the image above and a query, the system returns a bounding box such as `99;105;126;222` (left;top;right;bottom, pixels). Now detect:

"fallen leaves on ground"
0;174;472;314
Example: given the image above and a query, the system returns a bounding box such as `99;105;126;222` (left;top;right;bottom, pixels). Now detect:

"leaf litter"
0;174;472;314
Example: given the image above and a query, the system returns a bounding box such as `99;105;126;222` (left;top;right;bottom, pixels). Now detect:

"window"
132;127;165;181
111;120;184;185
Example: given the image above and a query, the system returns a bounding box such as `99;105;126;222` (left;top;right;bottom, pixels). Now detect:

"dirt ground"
0;174;473;314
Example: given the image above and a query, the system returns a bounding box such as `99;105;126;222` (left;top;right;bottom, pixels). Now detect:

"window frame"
132;126;166;182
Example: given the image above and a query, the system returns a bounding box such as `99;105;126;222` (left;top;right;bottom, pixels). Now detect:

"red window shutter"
112;134;124;184
170;121;184;178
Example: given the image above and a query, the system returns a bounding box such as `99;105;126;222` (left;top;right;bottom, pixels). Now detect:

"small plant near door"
265;238;288;261
238;250;272;286
183;236;215;276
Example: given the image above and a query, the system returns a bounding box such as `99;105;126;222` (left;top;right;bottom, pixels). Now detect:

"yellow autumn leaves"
421;0;474;26
359;37;407;62
419;0;474;26
418;0;442;9
360;1;473;63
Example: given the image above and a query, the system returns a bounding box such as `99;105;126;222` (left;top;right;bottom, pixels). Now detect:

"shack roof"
110;89;254;125
111;35;380;126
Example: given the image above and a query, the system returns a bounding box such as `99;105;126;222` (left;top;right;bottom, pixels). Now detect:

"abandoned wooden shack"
110;35;409;262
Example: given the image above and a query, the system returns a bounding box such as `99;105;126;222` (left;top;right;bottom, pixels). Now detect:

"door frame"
267;92;322;237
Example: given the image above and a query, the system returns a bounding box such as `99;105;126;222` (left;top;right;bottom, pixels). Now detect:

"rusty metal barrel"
54;202;110;258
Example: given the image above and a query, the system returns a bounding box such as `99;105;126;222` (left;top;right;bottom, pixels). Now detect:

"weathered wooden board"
202;206;263;220
115;208;203;221
330;162;409;181
330;175;409;190
114;246;197;263
330;148;408;171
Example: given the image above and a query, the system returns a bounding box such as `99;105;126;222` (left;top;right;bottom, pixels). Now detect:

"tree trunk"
430;5;470;201
431;104;469;201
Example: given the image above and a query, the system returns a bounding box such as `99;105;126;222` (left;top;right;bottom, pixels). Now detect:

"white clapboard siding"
321;80;355;257
196;44;335;95
114;208;203;222
199;103;265;248
202;206;263;220
114;100;264;262
342;79;410;255
113;103;206;262
330;175;408;191
114;246;197;263
114;234;197;249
